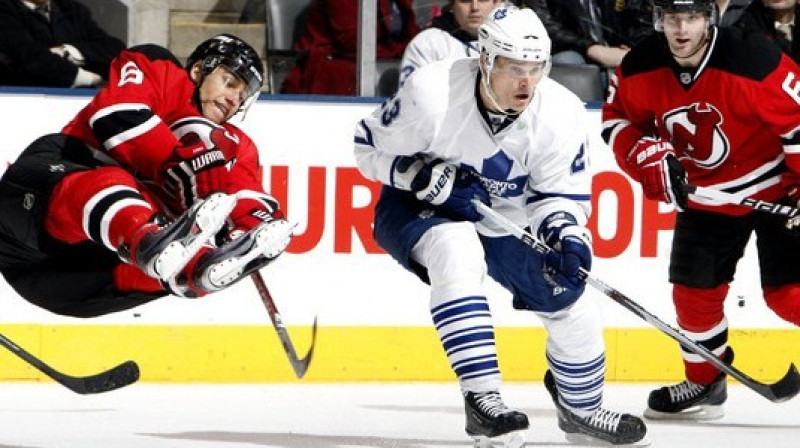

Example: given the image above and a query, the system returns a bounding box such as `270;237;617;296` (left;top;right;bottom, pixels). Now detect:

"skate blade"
471;431;525;448
643;404;724;421
159;193;237;280
565;432;651;447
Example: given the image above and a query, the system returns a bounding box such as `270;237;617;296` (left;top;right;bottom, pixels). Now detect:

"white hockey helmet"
478;6;551;71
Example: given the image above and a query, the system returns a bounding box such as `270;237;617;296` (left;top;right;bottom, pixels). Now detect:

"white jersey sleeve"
522;78;593;232
354;59;469;188
399;28;479;86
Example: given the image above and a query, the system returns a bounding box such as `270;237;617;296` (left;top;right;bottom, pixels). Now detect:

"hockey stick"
686;184;800;219
472;200;800;403
250;272;317;378
0;333;139;394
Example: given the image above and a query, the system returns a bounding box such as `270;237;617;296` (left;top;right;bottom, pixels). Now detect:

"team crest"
662;102;730;170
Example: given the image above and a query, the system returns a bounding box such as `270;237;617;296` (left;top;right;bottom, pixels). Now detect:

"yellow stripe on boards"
0;324;796;383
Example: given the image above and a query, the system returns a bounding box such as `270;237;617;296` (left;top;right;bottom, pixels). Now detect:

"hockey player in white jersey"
354;5;647;447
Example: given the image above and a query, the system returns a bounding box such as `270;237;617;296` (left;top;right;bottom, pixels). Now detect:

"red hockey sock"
112;263;163;293
764;284;800;326
45;167;155;250
673;284;730;384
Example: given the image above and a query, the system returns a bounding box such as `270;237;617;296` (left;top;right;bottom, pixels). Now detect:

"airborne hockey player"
602;0;800;419
355;5;647;447
0;34;291;318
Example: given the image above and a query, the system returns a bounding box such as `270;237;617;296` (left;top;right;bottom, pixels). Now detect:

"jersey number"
381;98;401;126
118;61;143;87
571;143;587;174
782;71;800;106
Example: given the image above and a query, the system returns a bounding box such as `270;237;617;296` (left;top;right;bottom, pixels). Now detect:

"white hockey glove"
537;211;592;291
392;156;489;222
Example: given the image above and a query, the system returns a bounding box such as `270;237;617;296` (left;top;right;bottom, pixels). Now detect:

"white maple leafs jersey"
354;57;592;237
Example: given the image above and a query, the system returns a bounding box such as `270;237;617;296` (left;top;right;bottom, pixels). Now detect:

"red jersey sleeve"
62;45;198;181
601;69;659;181
749;53;800;175
224;125;282;230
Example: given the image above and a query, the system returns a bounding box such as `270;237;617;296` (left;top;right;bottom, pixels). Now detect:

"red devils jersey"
602;27;800;215
61;45;276;220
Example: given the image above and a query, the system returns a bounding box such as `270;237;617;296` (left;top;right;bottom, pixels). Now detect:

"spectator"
0;0;125;88
717;0;754;26
517;0;652;69
737;0;799;62
281;0;419;95
399;0;500;85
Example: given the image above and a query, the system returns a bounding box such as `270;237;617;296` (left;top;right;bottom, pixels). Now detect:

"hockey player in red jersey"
0;34;291;318
603;0;800;419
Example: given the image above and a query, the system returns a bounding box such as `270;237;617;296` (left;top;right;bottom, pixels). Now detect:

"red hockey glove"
223;193;283;239
628;137;689;211
161;135;233;213
781;171;800;235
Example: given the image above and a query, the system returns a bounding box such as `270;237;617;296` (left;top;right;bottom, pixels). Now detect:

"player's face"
193;66;247;124
451;0;500;37
662;11;710;64
487;56;544;113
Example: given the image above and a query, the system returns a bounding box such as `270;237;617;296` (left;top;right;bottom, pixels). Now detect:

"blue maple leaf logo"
462;150;527;198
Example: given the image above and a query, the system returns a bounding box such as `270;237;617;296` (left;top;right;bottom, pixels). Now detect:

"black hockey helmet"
651;0;716;31
186;34;264;108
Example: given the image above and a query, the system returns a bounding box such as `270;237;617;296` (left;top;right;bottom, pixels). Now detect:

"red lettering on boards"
270;167;675;257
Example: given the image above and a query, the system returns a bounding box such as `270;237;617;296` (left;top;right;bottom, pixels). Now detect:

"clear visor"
208;54;263;102
492;60;547;79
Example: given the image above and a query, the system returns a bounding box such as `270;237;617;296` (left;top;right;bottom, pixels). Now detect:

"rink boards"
0;89;796;383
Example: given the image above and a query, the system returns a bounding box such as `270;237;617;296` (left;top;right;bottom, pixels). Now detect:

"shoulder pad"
126;44;183;68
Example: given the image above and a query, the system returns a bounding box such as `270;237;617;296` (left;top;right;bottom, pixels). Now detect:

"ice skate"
128;192;236;281
644;349;731;421
464;390;528;448
545;370;649;446
193;218;294;292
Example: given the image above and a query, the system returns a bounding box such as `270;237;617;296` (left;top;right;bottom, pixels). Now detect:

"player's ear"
189;62;203;84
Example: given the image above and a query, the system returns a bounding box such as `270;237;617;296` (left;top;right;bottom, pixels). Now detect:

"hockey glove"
162;142;232;213
396;157;490;222
781;171;800;235
628;137;689;211
537;212;592;291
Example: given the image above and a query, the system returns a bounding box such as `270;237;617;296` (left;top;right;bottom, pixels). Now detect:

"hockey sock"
45;167;154;250
764;284;800;326
430;294;501;392
547;352;605;418
674;284;729;384
112;263;163;293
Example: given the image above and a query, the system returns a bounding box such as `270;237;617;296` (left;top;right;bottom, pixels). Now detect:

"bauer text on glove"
393;156;490;222
627;137;689;211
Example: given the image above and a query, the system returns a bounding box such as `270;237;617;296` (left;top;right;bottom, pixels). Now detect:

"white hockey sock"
547;352;606;418
431;294;501;392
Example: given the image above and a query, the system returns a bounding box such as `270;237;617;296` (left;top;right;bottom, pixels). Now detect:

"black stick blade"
291;317;318;379
74;360;140;394
763;363;800;403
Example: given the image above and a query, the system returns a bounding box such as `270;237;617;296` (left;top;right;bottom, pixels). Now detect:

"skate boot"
545;370;648;446
126;192;236;281
644;348;731;421
192;218;294;292
464;390;529;448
